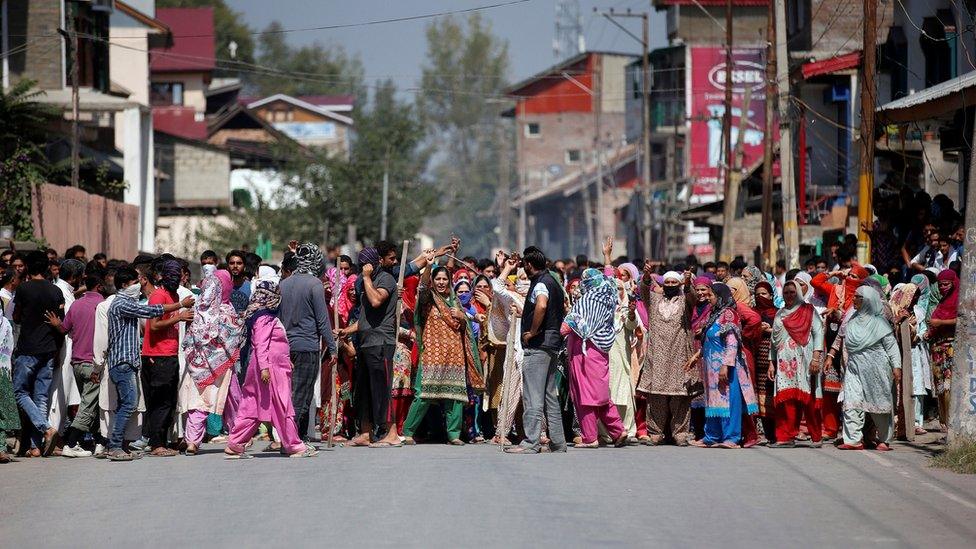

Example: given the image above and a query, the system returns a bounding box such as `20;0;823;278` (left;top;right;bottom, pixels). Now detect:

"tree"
250;21;366;102
157;0;255;69
197;80;434;253
417;14;510;257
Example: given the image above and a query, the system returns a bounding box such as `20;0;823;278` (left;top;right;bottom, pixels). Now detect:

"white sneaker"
61;444;93;458
93;444;107;458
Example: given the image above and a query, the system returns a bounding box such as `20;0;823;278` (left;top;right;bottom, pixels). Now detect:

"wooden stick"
327;257;340;449
396;240;409;321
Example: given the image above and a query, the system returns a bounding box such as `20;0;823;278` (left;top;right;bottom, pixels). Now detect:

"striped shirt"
107;294;164;369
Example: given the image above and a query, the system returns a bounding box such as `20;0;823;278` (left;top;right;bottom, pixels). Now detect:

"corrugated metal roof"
876;70;976;122
150;8;215;73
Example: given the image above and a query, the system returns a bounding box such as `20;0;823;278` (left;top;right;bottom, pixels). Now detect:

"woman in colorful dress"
926;269;958;431
727;277;762;447
455;277;487;443
838;286;901;451
768;279;824;448
402;266;484;445
637;270;695;446
889;281;930;438
329;274;359;441
0;311;19;463
689;276;715;439
690;283;759;449
752;281;778;440
225;280;316;458
488;259;528;445
562;268;627;448
606;278;638;439
178;270;245;455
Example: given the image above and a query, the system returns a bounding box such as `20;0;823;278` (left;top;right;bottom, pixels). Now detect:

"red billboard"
688;46;771;199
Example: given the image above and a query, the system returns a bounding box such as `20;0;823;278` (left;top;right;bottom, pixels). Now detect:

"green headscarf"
844;286;893;354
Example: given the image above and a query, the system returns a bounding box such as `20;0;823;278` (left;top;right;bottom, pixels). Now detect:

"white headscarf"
662;271;683;283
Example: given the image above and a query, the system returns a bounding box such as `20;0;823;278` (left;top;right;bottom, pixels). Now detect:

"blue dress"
702;321;745;445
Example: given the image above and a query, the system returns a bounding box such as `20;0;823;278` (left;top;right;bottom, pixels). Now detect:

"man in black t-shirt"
506;247;567;454
346;241;402;447
12;251;65;456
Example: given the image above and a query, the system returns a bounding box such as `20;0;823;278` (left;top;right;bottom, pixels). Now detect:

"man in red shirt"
141;260;193;456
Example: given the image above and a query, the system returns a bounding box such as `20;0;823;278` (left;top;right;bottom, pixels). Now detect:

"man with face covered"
140;259;194;456
637;267;696;445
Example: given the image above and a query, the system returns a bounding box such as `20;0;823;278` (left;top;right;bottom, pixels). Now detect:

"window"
525;122;540;137
150;82;184;106
565;149;581;164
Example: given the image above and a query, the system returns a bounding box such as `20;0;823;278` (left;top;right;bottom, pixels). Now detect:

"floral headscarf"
242;279;281;321
182;273;245;390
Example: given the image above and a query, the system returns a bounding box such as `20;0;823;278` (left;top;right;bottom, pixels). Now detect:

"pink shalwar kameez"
228;313;304;454
566;333;625;443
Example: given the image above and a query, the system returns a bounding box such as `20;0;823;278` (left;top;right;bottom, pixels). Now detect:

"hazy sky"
225;0;668;96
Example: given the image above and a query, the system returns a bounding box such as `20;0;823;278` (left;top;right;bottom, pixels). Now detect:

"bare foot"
347;434;371;447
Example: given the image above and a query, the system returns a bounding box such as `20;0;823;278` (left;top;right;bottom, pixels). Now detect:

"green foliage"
197;79;434;254
417;14;510;256
250;21;366;102
232;187;253;209
156;0;256;69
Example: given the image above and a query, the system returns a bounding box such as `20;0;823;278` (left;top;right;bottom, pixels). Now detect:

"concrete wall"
32;183;140;260
518;111;626;191
109;18;150;106
155;213;231;259
155;133;230;207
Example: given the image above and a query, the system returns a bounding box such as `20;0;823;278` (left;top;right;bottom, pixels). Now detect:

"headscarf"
326;266;347;308
157;259;182;292
753;280;778;324
256;265;279;284
471;274;491;315
703;282;739;336
844;286;892;354
743;266;763;298
691;276;714;334
454;279;479;339
242;279;281;321
793;272;814;302
564;268;619;352
932;269;959;320
357;247;379;269
911;273;931;315
295;242;324;275
889;283;918;318
870;273;890;298
617;263;640;283
182;273;244;390
336;274;358;325
214;269;233;305
727;277;750;305
453;268;473;286
774;280;816;347
662;271;683;284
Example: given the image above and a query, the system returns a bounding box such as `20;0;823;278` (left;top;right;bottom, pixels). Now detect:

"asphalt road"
3;438;975;548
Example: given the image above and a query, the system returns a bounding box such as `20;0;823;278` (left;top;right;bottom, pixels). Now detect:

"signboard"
688;46;771;199
273;121;337;141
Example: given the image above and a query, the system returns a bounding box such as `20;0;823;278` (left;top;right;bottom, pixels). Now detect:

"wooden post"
761;0;776;270
326;257;340;448
720;87;751;261
856;0;877;264
774;0;799;268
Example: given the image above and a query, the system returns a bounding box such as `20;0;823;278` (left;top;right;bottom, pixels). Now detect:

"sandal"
688;439;711;448
448;439;464;446
184;444;198;456
369;441;403;448
289;446;319;458
262;442;282;452
402;437;417;445
107;449;134;461
575;441;599;449
716;442;741;449
224;451;253;460
914;427;927;435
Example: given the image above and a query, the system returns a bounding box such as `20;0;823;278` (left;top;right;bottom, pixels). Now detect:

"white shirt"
911;246;958;271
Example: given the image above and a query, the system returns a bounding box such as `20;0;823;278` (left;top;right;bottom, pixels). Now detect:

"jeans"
519;348;566;452
12;352;56;448
108;363;139;450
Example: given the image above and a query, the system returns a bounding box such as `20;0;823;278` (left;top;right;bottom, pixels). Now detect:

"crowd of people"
0;191;964;461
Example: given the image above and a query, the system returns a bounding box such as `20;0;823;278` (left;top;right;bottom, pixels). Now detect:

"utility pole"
720;88;751;261
948;114;976;443
856;0;877;264
380;166;389;241
69;6;80;188
601;9;651;258
774;0;798;268
582;152;596;257
761;0;776;270
719;0;734;261
497;120;511;250
594;53;605;259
